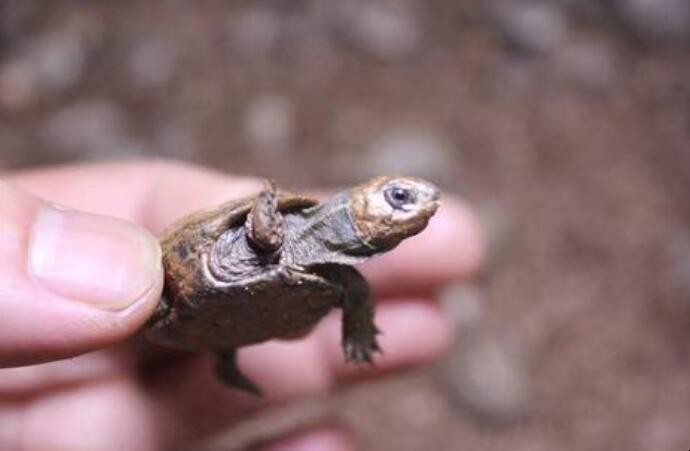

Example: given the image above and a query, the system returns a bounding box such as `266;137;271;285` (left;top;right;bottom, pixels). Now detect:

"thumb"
0;181;163;367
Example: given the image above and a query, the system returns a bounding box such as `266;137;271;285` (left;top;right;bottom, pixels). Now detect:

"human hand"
0;161;483;451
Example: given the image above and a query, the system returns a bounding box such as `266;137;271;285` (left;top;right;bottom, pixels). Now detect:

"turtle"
145;176;440;395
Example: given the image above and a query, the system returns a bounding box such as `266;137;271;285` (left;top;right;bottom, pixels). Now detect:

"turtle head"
348;176;440;252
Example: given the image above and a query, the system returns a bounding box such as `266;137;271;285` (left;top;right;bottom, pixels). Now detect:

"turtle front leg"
245;180;284;254
214;349;262;396
317;265;381;364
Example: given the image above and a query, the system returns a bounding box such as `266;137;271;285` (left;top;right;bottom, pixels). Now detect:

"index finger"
6;160;261;235
8;160;483;292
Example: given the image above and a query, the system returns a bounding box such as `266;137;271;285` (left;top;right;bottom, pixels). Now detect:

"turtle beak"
429;185;441;208
399;179;440;228
419;180;441;214
432;187;441;202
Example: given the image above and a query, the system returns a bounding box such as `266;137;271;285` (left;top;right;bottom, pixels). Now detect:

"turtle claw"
217;368;263;396
215;350;263;396
343;332;382;365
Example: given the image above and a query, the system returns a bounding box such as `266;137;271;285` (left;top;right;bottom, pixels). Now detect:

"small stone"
28;31;86;92
336;0;421;60
393;389;447;429
488;55;535;99
230;7;281;57
0;62;39;110
153;121;196;159
0;29;87;110
362;128;457;183
554;37;618;88
613;0;690;45
488;0;569;54
659;229;690;321
555;0;610;20
0;126;30;167
0;0;39;36
637;415;690;451
129;38;177;89
244;95;295;155
40;100;143;159
439;282;483;328
440;325;532;422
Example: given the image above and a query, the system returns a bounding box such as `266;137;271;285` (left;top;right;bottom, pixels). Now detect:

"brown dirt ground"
1;1;689;450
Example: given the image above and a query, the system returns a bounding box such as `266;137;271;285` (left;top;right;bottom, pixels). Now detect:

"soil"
1;1;688;450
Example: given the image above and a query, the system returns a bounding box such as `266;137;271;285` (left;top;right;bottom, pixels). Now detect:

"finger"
316;300;453;380
0;377;158;451
0;181;163;367
0;352;123;396
360;198;484;296
149;300;451;437
7;160;262;234
9;160;483;294
252;427;355;451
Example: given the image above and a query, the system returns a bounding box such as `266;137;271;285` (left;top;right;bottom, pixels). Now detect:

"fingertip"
433;197;485;272
15;378;159;451
255;426;355;451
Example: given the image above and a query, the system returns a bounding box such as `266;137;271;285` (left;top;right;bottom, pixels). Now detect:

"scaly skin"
146;176;440;394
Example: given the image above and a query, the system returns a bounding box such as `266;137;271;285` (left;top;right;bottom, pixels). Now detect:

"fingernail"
28;206;161;310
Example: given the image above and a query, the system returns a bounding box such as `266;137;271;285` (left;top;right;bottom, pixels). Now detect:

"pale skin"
0;160;484;451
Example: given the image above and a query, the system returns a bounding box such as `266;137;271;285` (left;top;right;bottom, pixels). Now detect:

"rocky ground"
1;1;689;450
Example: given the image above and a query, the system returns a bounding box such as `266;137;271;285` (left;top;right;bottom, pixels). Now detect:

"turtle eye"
384;186;417;210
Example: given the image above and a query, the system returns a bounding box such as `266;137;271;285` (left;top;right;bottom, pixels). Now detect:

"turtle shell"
146;190;335;351
160;190;318;248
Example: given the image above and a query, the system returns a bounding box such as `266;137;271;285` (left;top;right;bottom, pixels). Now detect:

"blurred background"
1;0;689;450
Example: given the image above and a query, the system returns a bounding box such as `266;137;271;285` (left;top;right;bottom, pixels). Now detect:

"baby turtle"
146;176;440;395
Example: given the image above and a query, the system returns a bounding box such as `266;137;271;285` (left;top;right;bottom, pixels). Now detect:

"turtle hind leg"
245;180;284;254
214;349;263;396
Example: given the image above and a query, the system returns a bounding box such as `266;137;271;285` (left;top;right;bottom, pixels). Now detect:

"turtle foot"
343;330;382;365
